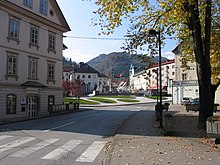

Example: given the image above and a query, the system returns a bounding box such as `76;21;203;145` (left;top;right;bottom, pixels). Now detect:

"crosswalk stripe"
76;141;106;163
0;135;13;141
41;140;82;160
10;138;59;157
0;137;35;154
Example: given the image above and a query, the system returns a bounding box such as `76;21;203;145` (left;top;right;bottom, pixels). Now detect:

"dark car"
191;98;200;111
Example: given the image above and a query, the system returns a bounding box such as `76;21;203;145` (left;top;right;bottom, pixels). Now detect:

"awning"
21;81;47;88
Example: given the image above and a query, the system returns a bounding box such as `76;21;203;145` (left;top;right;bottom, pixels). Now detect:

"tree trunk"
189;0;215;130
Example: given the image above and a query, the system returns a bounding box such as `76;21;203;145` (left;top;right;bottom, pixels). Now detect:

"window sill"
47;79;56;85
29;43;39;50
5;74;18;81
47;49;56;54
7;37;20;45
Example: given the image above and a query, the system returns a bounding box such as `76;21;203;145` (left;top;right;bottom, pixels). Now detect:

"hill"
87;52;167;79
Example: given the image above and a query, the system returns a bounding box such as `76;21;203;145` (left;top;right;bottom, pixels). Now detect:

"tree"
72;79;86;103
62;80;74;97
91;0;220;129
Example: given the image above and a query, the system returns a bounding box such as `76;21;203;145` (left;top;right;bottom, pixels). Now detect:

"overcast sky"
57;0;178;63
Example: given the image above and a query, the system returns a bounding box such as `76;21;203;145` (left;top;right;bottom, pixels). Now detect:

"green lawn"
88;97;117;103
117;98;140;103
145;96;168;100
64;97;99;105
95;95;136;99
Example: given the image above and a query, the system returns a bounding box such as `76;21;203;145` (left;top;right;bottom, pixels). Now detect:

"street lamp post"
153;68;159;104
149;29;163;128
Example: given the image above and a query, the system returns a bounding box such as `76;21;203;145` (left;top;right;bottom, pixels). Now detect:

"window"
82;75;85;78
182;73;187;80
30;26;39;46
7;52;18;77
88;75;91;79
40;0;48;15
23;0;33;8
48;32;56;52
8;17;19;40
6;94;16;114
29;58;38;79
47;62;55;81
77;75;80;79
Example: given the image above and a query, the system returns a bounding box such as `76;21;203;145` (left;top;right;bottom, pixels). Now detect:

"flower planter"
206;116;220;138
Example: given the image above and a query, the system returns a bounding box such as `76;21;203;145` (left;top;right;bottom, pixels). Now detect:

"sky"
57;0;178;63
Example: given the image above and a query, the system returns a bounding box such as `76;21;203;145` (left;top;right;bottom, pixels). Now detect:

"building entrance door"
28;97;38;118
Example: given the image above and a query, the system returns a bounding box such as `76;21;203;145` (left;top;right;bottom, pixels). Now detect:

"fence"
48;103;79;114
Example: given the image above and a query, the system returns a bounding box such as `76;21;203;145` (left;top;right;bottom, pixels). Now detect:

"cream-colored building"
0;0;70;119
172;45;220;105
63;63;111;95
129;60;175;95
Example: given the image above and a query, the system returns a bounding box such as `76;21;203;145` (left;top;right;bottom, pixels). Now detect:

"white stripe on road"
76;141;106;163
43;121;76;133
41;140;82;160
0;135;13;141
95;112;109;116
0;137;35;154
11;138;59;157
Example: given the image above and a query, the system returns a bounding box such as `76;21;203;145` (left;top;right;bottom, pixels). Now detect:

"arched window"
6;94;16;114
30;60;37;79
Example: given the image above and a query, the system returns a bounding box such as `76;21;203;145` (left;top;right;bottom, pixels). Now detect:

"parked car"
191;98;200;112
181;97;192;105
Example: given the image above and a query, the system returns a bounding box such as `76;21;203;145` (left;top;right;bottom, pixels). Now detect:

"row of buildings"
129;46;220;104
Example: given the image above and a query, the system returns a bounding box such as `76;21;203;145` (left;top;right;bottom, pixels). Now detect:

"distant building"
62;62;111;94
129;60;175;96
0;0;70;119
172;45;220;104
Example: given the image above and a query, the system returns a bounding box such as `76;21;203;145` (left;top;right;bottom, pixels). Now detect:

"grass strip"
117;99;140;103
88;97;117;103
64;98;99;105
145;96;168;100
95;95;136;99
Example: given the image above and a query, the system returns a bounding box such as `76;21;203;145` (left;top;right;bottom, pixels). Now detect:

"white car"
181;97;192;105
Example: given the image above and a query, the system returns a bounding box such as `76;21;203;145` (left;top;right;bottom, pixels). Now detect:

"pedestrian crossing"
0;135;106;163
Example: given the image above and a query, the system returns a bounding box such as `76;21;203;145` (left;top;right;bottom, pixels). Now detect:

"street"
0;104;154;165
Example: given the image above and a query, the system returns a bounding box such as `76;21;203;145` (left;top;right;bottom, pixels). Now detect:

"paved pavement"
103;105;220;165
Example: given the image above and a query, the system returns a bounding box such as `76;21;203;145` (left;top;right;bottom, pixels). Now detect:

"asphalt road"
0;104;155;165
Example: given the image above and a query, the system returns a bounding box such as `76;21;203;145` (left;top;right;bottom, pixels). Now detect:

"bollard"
155;103;161;121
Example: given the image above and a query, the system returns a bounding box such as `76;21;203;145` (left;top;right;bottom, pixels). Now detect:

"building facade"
172;45;220;105
63;63;111;95
0;0;70;119
129;60;175;95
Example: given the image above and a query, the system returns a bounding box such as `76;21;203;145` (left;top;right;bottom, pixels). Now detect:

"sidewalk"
103;105;220;165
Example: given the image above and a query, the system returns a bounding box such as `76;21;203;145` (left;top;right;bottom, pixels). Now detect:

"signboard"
26;88;40;94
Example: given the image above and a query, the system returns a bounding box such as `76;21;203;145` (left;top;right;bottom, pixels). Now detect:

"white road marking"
43;121;76;133
41;140;82;160
11;138;59;157
0;137;35;154
76;141;106;163
0;135;13;141
95;112;109;116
